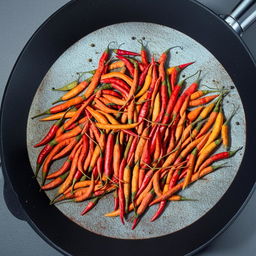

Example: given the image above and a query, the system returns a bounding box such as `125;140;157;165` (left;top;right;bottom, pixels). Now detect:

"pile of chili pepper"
32;42;241;229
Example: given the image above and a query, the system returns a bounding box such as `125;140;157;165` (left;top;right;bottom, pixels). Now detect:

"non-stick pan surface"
1;0;256;255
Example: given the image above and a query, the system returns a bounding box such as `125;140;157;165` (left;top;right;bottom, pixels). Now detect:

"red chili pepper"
100;78;130;91
103;132;115;180
113;49;140;56
178;61;195;70
138;100;151;123
150;200;167;222
101;89;121;98
179;169;187;180
100;78;129;98
138;40;148;66
34;117;65;148
116;55;135;77
80;197;100;215
65;122;78;131
102;64;109;75
198;148;242;172
92;165;98;179
136;168;153;197
158;46;183;83
169;168;182;189
35;141;56;177
170;62;195;90
137;75;156;122
149;125;161;155
137;63;150;90
171;71;201;123
122;129;139;138
151;161;184;221
161;70;201;128
93;189;106;197
127;137;138;163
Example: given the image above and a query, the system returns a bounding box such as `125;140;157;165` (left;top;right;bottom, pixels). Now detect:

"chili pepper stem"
31;109;51;119
52;97;63;105
164;45;183;55
49;193;62;205
71;178;77;194
180;196;198;201
182;69;202;84
224;104;239;126
229;146;243;157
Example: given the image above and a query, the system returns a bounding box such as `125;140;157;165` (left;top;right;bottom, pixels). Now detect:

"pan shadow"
195;191;256;255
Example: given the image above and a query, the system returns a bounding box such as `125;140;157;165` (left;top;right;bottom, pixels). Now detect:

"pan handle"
225;0;256;36
1;162;27;221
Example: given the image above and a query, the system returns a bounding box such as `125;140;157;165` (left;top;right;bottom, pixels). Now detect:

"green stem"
31;109;51;119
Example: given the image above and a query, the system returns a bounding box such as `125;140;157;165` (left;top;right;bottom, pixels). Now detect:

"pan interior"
26;22;245;239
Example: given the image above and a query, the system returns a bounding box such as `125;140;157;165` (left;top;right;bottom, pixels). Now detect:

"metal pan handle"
225;0;256;36
1;161;27;221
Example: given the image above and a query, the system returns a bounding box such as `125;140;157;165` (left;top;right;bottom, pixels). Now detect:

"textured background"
0;0;256;255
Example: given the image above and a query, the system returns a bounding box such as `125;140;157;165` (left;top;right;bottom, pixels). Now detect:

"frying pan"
1;0;256;255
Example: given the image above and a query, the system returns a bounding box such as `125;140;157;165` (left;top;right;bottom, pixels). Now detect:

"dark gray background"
0;0;255;255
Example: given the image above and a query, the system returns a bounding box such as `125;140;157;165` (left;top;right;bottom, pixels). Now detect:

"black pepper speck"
90;43;95;47
131;36;136;40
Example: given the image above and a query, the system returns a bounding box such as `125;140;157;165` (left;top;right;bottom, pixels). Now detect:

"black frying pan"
1;0;256;255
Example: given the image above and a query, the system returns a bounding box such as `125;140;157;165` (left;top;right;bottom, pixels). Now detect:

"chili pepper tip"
33;164;40;178
131;217;140;230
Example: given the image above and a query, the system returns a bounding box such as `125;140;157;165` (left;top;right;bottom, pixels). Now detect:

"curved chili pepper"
138;40;148;66
41;172;69;190
84;47;109;98
81;197;100;215
103;132;115;180
113;49;140;56
116;55;135;76
35;140;56;177
100;77;130;91
101;89;122;98
150;200;167;222
132;188;155;230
